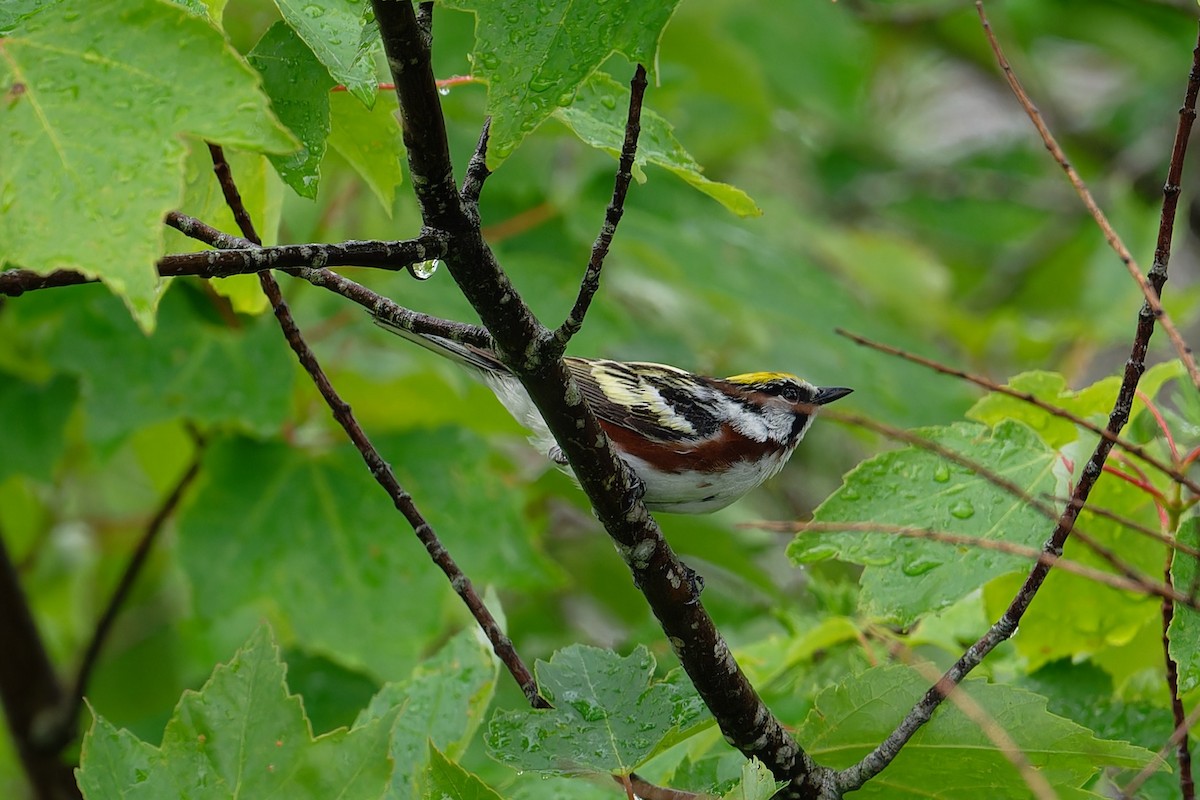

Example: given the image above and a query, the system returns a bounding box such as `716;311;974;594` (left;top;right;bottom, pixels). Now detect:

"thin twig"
1119;701;1200;797
161;211;491;349
762;520;1198;609
882;637;1058;800
0;236;451;297
977;2;1200;392
836;8;1199;791
837;328;1200;497
196;150;550;709
53;434;206;751
1163;532;1196;798
825;409;1155;588
1049;493;1200;562
553;64;648;351
461;118;493;207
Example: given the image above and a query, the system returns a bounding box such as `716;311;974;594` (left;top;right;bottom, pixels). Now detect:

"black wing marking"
565;358;722;442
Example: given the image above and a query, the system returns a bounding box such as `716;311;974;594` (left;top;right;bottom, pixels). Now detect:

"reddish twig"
761;520;1200;609
977;4;1200;392
480;202;558;242
835;9;1200;792
836;329;1200;498
1047;494;1200;562
1162;541;1195;799
624;773;705;800
881;637;1058;800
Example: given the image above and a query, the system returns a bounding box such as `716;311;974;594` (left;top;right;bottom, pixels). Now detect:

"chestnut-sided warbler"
376;319;851;513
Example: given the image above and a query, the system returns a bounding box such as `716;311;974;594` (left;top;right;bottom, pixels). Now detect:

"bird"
374;318;852;513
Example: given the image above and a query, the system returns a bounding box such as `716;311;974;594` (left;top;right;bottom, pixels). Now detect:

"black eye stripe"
759;381;811;403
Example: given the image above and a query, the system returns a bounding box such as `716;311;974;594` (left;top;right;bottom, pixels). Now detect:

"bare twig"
837;329;1200;498
49;434;207;752
0;237;450;296
882;638;1058;800
835;9;1199;792
1120;701;1200;797
977;3;1200;391
191;150;550;709
1163;537;1195;798
761;520;1199;609
461;119;493;207
553;64;648;351
161;211;491;348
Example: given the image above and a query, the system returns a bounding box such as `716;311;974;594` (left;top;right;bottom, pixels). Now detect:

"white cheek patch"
724;397;771;442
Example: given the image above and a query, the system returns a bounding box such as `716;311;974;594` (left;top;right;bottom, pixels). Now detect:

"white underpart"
616;448;794;513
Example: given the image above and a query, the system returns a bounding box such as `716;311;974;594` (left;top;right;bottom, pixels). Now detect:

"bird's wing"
565;358;723;443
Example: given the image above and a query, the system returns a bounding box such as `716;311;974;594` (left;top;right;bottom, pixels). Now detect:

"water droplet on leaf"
902;558;941;576
949;500;975;520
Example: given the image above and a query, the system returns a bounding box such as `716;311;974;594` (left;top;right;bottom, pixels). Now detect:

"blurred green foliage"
4;0;1200;797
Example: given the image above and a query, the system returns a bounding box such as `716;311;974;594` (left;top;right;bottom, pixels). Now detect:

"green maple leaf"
441;0;680;166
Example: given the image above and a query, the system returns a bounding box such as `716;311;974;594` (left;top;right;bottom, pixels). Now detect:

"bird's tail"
372;315;508;375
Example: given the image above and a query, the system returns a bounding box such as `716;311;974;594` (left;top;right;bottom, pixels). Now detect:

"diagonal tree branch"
835;8;1200;792
368;1;833;795
45;433;207;754
166;184;546;707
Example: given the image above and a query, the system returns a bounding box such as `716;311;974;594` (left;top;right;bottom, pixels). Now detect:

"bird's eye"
780;384;801;403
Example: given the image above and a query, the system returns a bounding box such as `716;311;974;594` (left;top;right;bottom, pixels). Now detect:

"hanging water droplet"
438;86;450;96
408;259;439;280
933;465;951;483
